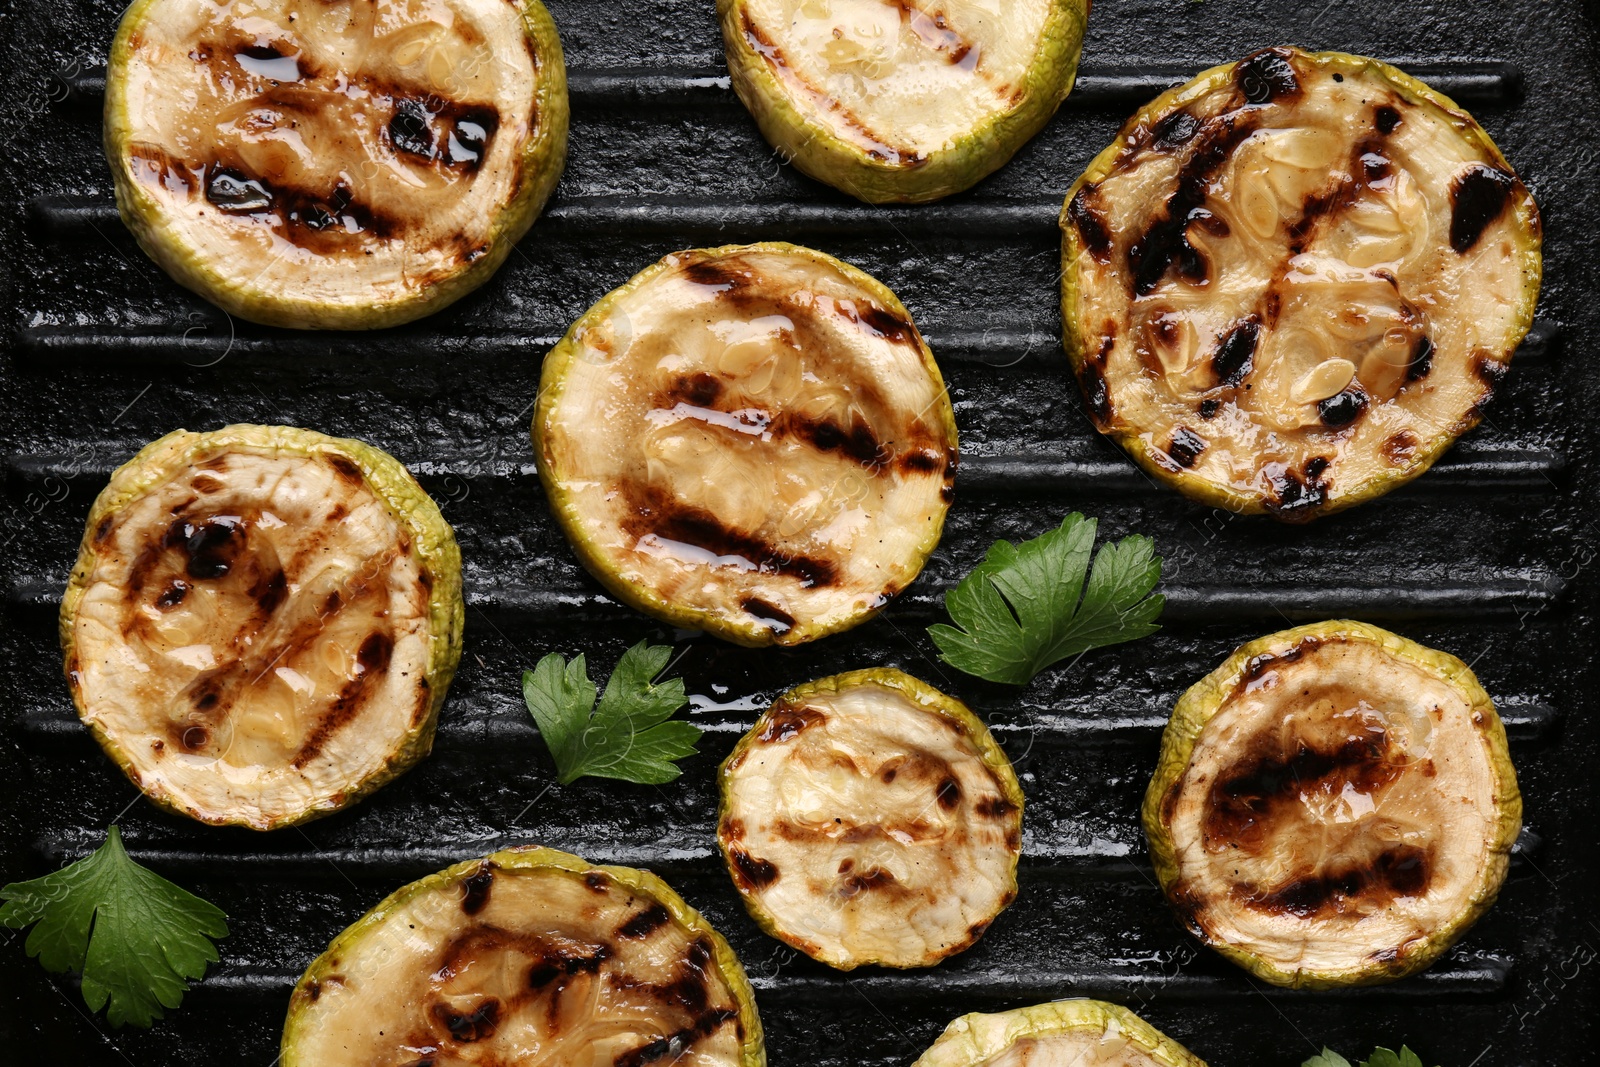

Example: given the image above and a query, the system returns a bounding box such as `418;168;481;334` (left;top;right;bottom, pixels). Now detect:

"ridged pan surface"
2;1;1597;1064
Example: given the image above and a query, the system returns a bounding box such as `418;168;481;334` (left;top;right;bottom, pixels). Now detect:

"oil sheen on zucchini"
60;425;463;830
1061;47;1541;520
105;0;569;328
718;669;1023;969
1142;620;1521;988
534;243;958;647
282;846;765;1067
720;0;1088;203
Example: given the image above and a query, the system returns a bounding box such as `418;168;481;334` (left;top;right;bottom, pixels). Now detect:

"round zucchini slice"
717;668;1023;969
105;0;569;329
1142;620;1521;988
913;1000;1207;1067
720;0;1088;204
60;425;464;830
534;242;957;647
1061;47;1541;520
282;846;765;1067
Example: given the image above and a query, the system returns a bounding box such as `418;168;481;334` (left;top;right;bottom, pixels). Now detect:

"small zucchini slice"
105;0;569;329
1061;47;1541;520
914;999;1208;1067
1142;620;1521;989
717;668;1023;969
534;243;957;647
719;0;1088;203
61;425;464;830
282;846;765;1067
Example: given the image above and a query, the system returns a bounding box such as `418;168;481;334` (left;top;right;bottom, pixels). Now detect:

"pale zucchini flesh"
1143;621;1521;988
61;425;464;830
535;243;957;647
913;999;1208;1067
1062;48;1541;520
721;0;1088;202
718;669;1022;969
105;0;569;328
282;846;766;1067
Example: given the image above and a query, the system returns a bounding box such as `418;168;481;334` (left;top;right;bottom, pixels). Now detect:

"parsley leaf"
0;824;228;1027
928;513;1164;685
1303;1046;1432;1067
1362;1048;1429;1067
1303;1051;1354;1067
522;641;702;785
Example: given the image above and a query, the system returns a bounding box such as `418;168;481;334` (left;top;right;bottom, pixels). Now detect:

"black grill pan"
3;1;1597;1063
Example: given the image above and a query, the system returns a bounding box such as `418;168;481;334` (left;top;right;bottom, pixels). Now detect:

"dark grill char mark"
1079;361;1113;426
1318;387;1368;428
616;903;671;940
935;777;962;809
1449;163;1519;253
1262;461;1329;518
1233;47;1302;105
1127;114;1259;296
155;579;190;610
1152;110;1200;149
387;97;501;173
460;863;494;916
1212;318;1260;388
1066;186;1112;261
728;847;779;890
839;866;897;897
1203;731;1403;854
204;162;401;250
741;596;795;634
974;795;1017;820
757;705;823;744
781;411;892;470
1239;844;1434;919
681;258;749;291
165;514;247;580
1407;335;1436;382
613;1009;740;1067
432;999;499;1043
622;485;839;589
1374;104;1402;135
290;630;394;768
1167;427;1207;468
664;372;723;407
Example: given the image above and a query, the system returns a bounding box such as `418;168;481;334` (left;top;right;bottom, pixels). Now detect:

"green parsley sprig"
522;641;702;785
0;824;228;1027
1305;1047;1435;1067
928;512;1164;685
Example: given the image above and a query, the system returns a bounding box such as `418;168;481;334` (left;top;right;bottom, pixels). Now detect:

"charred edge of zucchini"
533;242;958;647
718;0;1089;203
60;424;464;829
1140;619;1522;989
104;0;570;329
1059;48;1541;521
280;845;766;1067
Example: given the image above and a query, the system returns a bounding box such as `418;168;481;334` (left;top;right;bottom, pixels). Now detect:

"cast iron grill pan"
2;1;1597;1064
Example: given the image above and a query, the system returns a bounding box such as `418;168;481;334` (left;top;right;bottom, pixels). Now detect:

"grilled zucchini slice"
282;846;765;1067
915;1000;1207;1067
717;669;1022;969
1142;620;1521;988
60;425;463;830
1061;47;1541;520
719;0;1088;203
105;0;568;329
534;243;957;647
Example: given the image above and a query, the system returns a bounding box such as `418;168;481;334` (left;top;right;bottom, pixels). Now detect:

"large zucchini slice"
105;0;568;329
1142;620;1521;988
719;0;1088;203
60;425;464;830
717;669;1022;969
914;999;1207;1067
282;846;765;1067
1061;47;1541;520
534;243;957;647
